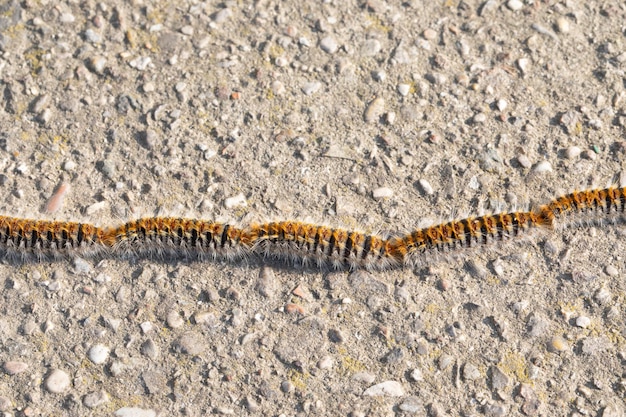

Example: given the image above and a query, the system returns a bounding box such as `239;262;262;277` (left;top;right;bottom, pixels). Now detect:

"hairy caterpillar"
1;187;623;269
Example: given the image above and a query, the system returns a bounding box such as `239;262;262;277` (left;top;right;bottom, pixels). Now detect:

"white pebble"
363;381;405;397
63;160;77;171
60;13;75;23
496;99;508;112
417;179;434;195
565;146;581;159
224;193;247;209
140;321;154;334
373;70;386;82
271;80;286;95
397;84;411;96
556;17;570;34
605;265;618;276
301;81;322;96
128;56;152;71
86;201;107;215
533;160;552;173
517;58;530;74
364;97;385;123
317;356;333;370
213;8;232;23
473;112;487;124
45;369;71;393
3;361;28;375
575;316;591;328
320;36;338;54
114;407;157;417
88;344;110;364
142;82;155;93
516;154;532;168
507;0;524;11
410;368;423;382
166;310;185;329
463;363;482;381
372;187;394;200
83;390;110;408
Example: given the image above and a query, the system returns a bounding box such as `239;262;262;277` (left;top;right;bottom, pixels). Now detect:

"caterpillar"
0;186;623;269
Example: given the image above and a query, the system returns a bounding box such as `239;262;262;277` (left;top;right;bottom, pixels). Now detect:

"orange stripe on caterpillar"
388;210;552;265
0;216;107;260
248;221;397;270
105;218;251;260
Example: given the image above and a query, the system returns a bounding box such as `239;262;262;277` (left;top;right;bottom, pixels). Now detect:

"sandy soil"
0;0;625;416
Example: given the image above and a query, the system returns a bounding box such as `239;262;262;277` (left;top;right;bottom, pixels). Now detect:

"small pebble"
271;80;286;95
363;381;405;397
532;160;552;173
409;368;423;382
63;160;76;171
73;257;92;274
517;58;530;74
87;56;107;74
594;287;612;305
86;201;107;215
281;380;294;393
373;70;386;82
31;94;50;113
496;99;508;112
507;0;524;11
361;39;381;56
397;84;410;96
575;316;591;328
317;356;333;369
372;187;393;200
490;366;510;390
516;154;532;168
463;363;481;381
3;361;28;375
0;396;11;411
605;265;618;276
84;29;102;43
565;146;581;159
473;112;487;124
364;97;385;123
352;372;376;384
60;13;75;23
555;17;570;34
549;335;569;352
166;309;185;329
398;397;425;414
417;179;434;195
224;193;247;209
83;390;110;408
439;354;454;370
114;407;157;417
141;339;159;359
87;344;110;364
173;332;204;355
301;81;322;95
44;369;71;393
320;36;338;54
213;8;232;23
422;28;437;40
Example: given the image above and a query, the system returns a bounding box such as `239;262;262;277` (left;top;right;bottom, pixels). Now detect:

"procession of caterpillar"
0;187;624;269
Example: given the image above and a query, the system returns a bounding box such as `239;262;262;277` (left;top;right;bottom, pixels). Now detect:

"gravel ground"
1;0;626;416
